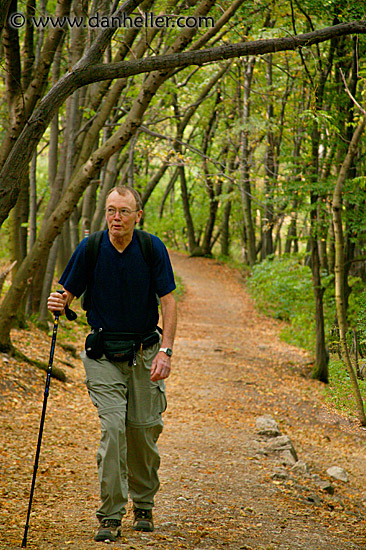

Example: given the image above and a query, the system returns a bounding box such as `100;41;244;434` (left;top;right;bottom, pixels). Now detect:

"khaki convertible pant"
81;342;167;521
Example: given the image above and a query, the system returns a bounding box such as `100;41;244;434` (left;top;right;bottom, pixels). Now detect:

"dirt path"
2;251;366;549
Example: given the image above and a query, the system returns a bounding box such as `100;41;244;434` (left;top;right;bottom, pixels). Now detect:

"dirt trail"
2;251;366;550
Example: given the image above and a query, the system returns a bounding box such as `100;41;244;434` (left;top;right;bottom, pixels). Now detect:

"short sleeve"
58;238;88;298
151;236;176;297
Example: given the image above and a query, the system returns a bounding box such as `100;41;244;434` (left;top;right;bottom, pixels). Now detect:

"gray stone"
291;460;309;475
256;415;281;437
271;467;289;480
265;435;298;462
326;466;348;482
245;439;268;457
280;450;297;466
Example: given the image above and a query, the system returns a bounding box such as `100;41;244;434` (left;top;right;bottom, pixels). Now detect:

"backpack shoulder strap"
135;229;154;268
135;229;160;306
85;230;104;273
81;230;104;311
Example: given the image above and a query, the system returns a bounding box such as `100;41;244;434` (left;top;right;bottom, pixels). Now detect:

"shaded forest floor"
1;251;366;550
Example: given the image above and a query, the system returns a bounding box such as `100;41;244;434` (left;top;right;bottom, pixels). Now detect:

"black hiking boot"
133;508;154;532
94;518;121;542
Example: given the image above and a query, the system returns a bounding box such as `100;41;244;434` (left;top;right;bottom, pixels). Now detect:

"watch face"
166;348;173;357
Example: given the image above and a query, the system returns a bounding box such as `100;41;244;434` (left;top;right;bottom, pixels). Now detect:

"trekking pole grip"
56;289;77;321
55;289;65;318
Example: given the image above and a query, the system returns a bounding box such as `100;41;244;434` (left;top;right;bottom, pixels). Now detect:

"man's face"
105;190;142;240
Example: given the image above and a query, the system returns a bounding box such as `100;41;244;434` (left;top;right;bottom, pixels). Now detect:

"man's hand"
150;351;171;381
47;291;68;315
151;291;177;381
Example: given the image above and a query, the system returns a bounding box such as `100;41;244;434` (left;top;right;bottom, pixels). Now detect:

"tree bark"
332;114;366;425
200;92;222;255
262;53;275;259
239;57;256;266
220;190;232;257
0;0;12;37
0;0;73;169
308;33;335;382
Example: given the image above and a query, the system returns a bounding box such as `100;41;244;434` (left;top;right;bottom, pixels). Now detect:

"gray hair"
106;186;143;210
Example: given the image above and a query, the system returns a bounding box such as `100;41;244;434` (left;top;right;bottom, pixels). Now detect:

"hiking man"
48;185;177;542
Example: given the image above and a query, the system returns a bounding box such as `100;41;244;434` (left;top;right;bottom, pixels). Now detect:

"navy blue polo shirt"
59;230;176;333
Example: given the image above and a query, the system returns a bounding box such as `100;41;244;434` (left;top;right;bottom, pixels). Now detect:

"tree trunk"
179;166;197;254
310;199;329;383
200;93;222;255
35;48;63;323
285;205;298;254
332;114;366;425
239;57;256;266
37;237;60;329
91;152;122;232
0;0;73;170
220;182;234;257
159;169;179;219
262;53;275;259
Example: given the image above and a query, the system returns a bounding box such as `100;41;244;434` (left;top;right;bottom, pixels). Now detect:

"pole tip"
21;527;28;547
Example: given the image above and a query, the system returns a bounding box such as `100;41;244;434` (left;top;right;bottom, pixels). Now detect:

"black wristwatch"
159;347;173;357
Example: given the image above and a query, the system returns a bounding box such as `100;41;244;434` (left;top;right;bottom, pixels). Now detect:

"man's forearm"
160;292;177;348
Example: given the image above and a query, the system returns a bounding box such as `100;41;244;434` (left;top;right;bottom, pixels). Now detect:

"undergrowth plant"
325;357;366;418
246;254;335;351
246;254;366;417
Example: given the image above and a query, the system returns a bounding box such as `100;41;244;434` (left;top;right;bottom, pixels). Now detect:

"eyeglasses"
106;207;139;218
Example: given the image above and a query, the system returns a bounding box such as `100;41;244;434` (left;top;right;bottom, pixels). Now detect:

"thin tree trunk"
201;93;222;255
220;182;233;257
159;169;179;219
91;151;122;232
239;57;256;266
285;207;298;254
332;114;366;425
81;181;99;236
37;237;60;329
36;46;63;322
25;151;38;315
179;166;197;253
262;53;275;259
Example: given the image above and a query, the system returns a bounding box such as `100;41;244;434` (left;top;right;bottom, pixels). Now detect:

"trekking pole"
21;290;76;548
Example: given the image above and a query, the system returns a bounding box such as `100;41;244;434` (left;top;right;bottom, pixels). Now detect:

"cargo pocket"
127;379;167;427
156;380;167;414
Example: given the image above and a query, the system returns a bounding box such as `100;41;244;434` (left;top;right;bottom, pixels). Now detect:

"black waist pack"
85;329;160;364
85;328;104;359
103;331;160;364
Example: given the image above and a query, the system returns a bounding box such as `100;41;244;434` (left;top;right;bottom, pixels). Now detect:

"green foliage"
173;272;185;300
247;255;335;351
342;178;366;243
346;280;366;353
247;255;312;320
325;356;366;417
0;221;10;261
295;0;366;20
